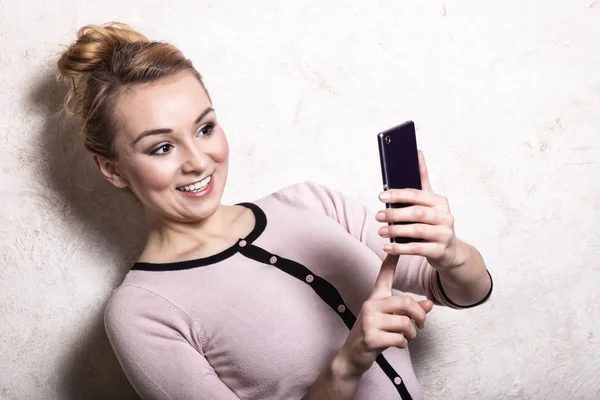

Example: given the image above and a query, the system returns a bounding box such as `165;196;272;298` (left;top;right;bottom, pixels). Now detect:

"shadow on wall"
25;69;436;400
28;72;143;399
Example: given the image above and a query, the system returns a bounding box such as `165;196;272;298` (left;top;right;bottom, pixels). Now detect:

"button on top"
337;304;346;313
239;240;247;247
305;274;314;283
269;256;277;264
394;377;402;385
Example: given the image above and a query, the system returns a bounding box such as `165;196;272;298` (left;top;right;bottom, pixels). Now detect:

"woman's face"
107;70;229;224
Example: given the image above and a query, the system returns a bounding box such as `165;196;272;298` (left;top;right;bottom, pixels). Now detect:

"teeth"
178;176;211;192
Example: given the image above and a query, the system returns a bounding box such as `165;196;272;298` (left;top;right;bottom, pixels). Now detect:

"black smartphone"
377;120;423;244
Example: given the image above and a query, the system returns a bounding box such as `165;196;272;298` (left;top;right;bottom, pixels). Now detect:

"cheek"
211;130;229;163
131;159;177;190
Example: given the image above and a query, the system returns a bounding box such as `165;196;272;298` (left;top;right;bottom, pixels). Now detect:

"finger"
418;300;434;314
370;253;399;299
379;223;453;243
378;314;418;341
418;150;433;192
379;188;441;208
382;242;446;260
370;331;409;350
376;205;443;225
377;296;427;329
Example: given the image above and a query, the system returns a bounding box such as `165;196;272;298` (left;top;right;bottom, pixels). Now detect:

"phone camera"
385;136;391;144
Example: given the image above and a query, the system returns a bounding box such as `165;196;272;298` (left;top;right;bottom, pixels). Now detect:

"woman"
57;22;492;400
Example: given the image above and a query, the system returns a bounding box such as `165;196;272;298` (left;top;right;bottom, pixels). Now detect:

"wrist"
331;348;362;382
302;349;361;400
448;238;470;270
436;240;492;307
439;241;476;285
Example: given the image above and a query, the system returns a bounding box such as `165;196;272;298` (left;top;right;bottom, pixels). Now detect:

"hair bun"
58;22;148;81
55;22;204;160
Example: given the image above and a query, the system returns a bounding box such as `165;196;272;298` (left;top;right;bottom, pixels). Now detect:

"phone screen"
377;121;423;243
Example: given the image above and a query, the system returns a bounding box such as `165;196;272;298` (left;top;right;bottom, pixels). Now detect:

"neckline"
131;202;267;272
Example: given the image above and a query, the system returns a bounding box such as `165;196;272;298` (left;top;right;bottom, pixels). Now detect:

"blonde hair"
57;22;209;160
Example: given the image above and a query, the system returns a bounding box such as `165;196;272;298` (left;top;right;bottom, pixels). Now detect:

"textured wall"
1;1;599;399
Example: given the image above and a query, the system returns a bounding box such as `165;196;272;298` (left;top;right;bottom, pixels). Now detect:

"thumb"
417;300;434;313
418;150;433;192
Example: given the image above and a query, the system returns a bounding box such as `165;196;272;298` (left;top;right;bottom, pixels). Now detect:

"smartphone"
377;121;423;244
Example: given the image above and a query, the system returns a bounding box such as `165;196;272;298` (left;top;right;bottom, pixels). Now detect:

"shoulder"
265;180;329;200
104;284;196;336
253;180;340;215
104;285;155;330
103;284;206;368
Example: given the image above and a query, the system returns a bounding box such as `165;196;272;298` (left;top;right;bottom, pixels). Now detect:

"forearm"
302;351;361;400
437;238;492;307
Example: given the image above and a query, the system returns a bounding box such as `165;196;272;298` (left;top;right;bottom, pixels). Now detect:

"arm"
302;254;434;400
435;238;493;307
272;181;456;306
104;285;241;400
301;352;361;400
272;181;492;309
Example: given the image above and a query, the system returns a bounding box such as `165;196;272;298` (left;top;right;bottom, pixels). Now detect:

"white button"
239;240;247;247
337;304;346;313
269;256;277;264
394;377;402;385
305;274;314;283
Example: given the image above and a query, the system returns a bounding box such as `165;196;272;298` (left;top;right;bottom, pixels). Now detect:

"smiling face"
99;70;229;225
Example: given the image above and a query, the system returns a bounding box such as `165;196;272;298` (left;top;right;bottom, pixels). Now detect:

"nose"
180;141;208;174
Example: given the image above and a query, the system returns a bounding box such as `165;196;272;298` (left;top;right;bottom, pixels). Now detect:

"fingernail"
383;244;392;252
380;192;390;200
376;213;386;221
379;227;388;235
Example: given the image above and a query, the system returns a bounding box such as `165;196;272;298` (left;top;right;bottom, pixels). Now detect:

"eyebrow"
132;107;215;145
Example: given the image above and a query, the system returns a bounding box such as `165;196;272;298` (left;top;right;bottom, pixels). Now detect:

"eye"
150;144;173;156
148;122;215;157
196;122;216;137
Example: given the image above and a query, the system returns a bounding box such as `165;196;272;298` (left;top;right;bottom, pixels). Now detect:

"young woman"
57;22;492;400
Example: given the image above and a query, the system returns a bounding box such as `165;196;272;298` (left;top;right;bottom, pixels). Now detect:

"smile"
176;175;212;192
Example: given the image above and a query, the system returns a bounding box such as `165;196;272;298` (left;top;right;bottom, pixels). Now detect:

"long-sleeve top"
104;181;492;400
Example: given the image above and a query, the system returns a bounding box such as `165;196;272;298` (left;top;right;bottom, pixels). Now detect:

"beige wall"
1;1;599;399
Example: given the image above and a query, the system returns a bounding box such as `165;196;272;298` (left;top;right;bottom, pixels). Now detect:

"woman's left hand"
376;150;465;272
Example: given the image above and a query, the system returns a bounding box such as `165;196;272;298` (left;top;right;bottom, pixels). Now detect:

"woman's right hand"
336;254;434;378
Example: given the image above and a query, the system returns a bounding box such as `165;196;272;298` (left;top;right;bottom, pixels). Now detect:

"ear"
93;154;130;189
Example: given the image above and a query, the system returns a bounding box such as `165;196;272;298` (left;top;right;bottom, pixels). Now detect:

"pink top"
104;181;491;400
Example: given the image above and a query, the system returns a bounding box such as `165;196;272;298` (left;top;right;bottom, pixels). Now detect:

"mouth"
176;175;212;192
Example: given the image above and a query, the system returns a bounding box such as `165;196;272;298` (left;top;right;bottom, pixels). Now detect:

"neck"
140;203;242;263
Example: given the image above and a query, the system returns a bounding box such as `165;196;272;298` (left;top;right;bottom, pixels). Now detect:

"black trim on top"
375;354;413;399
436;269;494;309
240;245;358;329
131;202;267;272
239;243;413;400
129;202;413;398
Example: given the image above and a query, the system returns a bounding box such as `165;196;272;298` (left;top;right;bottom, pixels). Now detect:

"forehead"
116;70;211;141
